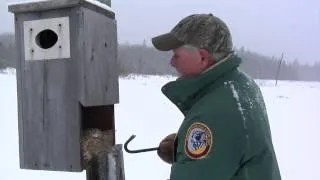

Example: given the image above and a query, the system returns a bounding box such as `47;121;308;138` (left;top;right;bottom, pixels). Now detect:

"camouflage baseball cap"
151;13;233;54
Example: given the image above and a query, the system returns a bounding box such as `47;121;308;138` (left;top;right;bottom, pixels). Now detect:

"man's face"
170;47;210;77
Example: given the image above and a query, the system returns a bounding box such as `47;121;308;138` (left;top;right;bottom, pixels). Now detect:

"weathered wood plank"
67;6;83;171
78;7;119;107
14;13;25;169
44;59;81;170
24;61;46;169
40;7;82;171
16;11;47;170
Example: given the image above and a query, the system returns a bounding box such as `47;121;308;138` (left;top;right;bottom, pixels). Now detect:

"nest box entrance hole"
80;104;115;144
35;29;58;49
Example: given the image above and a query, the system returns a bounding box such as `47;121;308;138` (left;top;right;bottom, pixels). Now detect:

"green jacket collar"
161;54;242;113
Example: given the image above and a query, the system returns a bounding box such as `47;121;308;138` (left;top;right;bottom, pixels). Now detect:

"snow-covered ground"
1;71;320;180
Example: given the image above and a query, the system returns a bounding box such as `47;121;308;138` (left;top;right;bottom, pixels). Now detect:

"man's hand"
157;133;177;164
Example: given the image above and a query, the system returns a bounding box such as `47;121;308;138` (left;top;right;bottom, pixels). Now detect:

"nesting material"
81;128;114;168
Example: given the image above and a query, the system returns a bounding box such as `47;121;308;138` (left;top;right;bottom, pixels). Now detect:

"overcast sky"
1;0;319;64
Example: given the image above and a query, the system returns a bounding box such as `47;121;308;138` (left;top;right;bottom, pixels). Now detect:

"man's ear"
199;49;210;61
199;49;213;68
199;49;216;68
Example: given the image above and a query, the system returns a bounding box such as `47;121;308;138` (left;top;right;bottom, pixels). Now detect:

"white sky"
1;0;319;64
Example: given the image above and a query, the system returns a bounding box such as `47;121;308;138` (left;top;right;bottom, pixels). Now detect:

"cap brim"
151;33;185;51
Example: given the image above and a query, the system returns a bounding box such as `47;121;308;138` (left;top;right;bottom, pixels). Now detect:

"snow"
225;81;247;129
7;0;49;6
7;0;114;13
1;71;320;180
84;0;113;12
229;83;240;101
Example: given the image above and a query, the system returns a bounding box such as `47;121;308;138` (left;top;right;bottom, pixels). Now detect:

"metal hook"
124;135;159;153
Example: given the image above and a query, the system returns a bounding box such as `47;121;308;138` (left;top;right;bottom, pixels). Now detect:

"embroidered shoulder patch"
184;122;213;159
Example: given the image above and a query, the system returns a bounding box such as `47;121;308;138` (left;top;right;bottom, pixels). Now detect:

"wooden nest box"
8;0;119;172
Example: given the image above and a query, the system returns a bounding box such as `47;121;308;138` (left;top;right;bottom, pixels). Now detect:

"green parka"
161;54;282;180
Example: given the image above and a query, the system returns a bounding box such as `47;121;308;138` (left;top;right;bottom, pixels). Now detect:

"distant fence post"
275;53;284;86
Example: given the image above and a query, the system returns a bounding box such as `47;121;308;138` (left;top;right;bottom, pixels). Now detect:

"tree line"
0;33;15;70
118;43;320;81
1;33;319;81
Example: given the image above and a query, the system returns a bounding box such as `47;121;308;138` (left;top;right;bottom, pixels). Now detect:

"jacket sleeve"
170;90;246;180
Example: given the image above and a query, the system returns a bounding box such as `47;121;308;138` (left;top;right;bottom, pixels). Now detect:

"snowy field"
1;70;320;180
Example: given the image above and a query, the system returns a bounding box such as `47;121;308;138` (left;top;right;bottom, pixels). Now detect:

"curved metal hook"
124;134;159;153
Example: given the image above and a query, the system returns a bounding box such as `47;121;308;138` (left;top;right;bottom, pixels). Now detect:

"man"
151;13;282;180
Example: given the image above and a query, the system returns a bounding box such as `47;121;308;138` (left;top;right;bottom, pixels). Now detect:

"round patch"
184;122;213;159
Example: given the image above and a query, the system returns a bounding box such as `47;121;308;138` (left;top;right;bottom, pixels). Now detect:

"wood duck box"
8;0;119;172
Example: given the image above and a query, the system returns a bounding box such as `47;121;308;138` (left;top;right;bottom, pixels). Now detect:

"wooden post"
86;145;125;180
275;53;284;86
